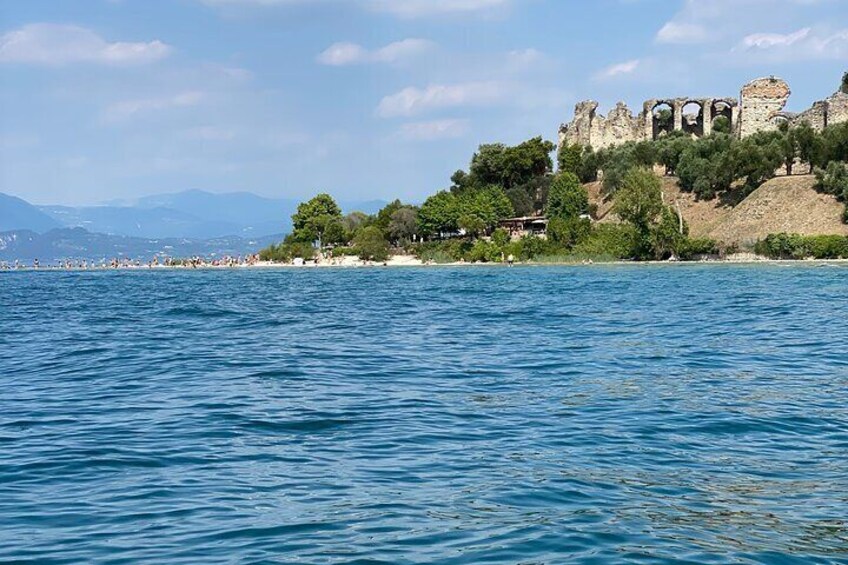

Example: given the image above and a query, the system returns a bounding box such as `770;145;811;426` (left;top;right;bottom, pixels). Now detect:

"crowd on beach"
0;254;261;271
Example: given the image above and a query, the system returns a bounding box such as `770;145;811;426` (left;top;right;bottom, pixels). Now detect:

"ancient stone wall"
823;91;848;127
558;74;848;152
739;77;791;138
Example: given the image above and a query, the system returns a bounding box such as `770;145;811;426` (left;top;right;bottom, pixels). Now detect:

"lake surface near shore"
2;265;847;563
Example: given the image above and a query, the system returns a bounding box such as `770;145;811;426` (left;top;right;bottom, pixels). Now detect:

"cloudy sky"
1;0;846;205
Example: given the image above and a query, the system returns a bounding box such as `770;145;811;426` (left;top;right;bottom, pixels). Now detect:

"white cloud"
317;38;434;65
741;27;811;48
734;26;848;60
595;59;640;80
377;82;505;117
400;119;470;140
0;23;170;66
199;0;510;17
102;91;204;123
369;0;510;18
655;22;710;44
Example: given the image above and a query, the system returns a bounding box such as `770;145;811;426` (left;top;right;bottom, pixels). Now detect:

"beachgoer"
507;254;514;267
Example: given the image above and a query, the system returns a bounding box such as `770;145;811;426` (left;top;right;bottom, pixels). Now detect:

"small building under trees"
498;216;549;239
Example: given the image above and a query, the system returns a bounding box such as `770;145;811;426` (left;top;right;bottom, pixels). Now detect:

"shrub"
468;240;502;263
814;162;848;224
547;216;591;248
258;240;316;262
679;238;720;259
754;233;848;259
546;172;588;220
571;224;639;260
353;226;390;261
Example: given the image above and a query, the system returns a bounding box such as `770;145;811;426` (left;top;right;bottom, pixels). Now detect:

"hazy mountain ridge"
1;190;386;239
0;227;284;263
0;193;61;233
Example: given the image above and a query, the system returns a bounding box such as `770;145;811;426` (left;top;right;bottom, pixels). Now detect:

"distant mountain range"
0;193;62;233
1;190;385;239
0;228;283;264
0;189;386;263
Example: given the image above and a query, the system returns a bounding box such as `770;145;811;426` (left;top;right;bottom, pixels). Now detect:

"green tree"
557;143;582;175
291;193;343;245
375;200;403;236
456;185;514;236
712;115;731;134
842;72;848;95
457;214;487;238
613;168;664;257
353;226;390;261
342;211;372;237
470;136;555;189
547;216;590;248
577;145;600;183
323;220;348;245
505;186;534;217
388;207;418;243
546;172;588;220
650;206;688;259
614;168;663;230
794;122;821;172
491;228;510;248
418;190;459;237
656;130;692;175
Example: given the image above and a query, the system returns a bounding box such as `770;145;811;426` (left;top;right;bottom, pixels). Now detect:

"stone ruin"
558;75;848;151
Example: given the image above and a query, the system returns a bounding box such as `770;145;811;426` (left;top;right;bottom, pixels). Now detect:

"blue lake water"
1;265;848;564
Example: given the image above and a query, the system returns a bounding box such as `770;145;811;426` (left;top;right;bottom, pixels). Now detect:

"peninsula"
260;73;848;265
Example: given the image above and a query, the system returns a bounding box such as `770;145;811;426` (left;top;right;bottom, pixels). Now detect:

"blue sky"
1;0;846;206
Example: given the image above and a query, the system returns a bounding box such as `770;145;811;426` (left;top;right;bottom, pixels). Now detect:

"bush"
679;237;720;259
754;233;848;259
413;239;473;263
814;162;848;224
547;216;591;248
571;224;639;260
353;226;390;261
468;240;502;263
546;172;588;220
258;240;316;262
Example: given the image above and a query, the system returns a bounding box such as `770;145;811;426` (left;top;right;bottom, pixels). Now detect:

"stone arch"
650;100;675;140
710;99;735;134
681;100;705;137
770;112;792;130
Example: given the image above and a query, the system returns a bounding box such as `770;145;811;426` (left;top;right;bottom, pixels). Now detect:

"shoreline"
3;254;848;272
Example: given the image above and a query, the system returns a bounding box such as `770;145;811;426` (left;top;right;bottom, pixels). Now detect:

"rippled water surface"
2;265;848;564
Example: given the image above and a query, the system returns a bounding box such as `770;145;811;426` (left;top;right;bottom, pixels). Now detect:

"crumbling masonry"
558;75;848;150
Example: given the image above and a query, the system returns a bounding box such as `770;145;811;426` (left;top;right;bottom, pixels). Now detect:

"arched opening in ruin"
652;102;674;140
682;101;704;137
771;114;790;131
711;100;733;135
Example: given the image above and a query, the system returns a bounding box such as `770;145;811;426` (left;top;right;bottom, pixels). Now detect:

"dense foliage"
754;233;848;259
814;161;848;223
560;121;848;203
261;119;848;264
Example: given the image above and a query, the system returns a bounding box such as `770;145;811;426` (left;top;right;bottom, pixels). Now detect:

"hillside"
587;175;848;248
0;193;60;233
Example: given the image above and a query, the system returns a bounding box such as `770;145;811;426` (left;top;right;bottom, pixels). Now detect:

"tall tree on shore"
546;172;588;220
291;193;343;246
418;191;459;238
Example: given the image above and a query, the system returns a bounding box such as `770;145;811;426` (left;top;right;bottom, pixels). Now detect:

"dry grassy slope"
585;175;848;248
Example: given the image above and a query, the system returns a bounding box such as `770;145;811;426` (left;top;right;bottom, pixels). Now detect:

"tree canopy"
291;193;343;244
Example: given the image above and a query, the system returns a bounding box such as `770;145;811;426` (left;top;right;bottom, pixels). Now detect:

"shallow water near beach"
2;264;847;564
